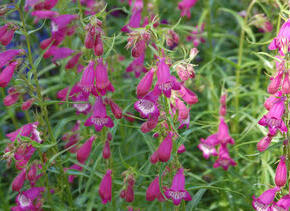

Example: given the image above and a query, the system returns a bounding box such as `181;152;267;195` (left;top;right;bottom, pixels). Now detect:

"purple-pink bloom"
31;10;59;19
258;97;287;136
217;117;235;145
127;52;147;78
146;176;165;202
76;136;95;163
156;133;173;162
0;61;18;87
272;195;290;210
44;46;75;62
252;187;280;210
275;156;287;187
257;135;272;152
0;49;25;69
164;168;192;206
136;68;154;98
213;144;236;170
198;133;219;159
121;0;143;32
178;0;198;18
14;187;45;210
0;23;17;46
99;169;112;204
79;60;95;93
84;96;114;131
12;169;26;192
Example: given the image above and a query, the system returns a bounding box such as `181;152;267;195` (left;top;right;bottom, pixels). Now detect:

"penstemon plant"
1;0;290;210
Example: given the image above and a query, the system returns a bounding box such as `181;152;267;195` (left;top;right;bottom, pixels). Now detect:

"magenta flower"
269;19;290;55
156;134;173;162
217;117;235;145
12;169;26;192
198;133;219;159
102;140;111;159
175;98;189;120
0;23;17;46
44;46;75;62
275;156;287;187
146;176;164;202
264;91;282;110
31;10;59;19
252;187;280;210
72;92;91;115
13;187;45;210
272;195;290;210
94;59;114;96
258;97;287;136
22;98;35;111
106;98;123;119
178;84;198;105
76;136;95;163
256;135;272;152
282;72;290;94
155;58;180;98
267;71;283;94
165;168;192;205
121;0;143;32
99;169;112;204
134;88;160;118
0;49;25;69
177;144;186;154
66;52;81;69
127;52;147;78
213;144;236;170
141;116;159;133
65;164;83;183
79;60;95;92
178;0;198;18
136;68;154;98
84;96;114;131
0;61;18;87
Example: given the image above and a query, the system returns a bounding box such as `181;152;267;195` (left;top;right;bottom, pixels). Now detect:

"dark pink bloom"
178;0;198;18
3;92;20;106
22;98;34;111
267;72;283;94
217;117;235;145
84;97;114;131
134;89;160;118
264;91;282;110
141;117;159;133
31;10;59;19
102;140;111;159
166;30;179;49
65;53;81;69
187;24;205;47
165;168;192;205
12;169;26;192
0;61;18;87
79;60;95;92
7;122;41;143
93;59;114;96
14;187;45;210
198;134;219;159
99;169;112;204
176;64;195;81
213;144;236;170
76;136;95;163
178;85;198;105
146;176;165;202
150;151;159;164
258;97;287;136
33;0;58;10
257;135;272;152
269;19;290;55
272;195;290;210
65;164;83;183
0;49;25;69
44;46;75;62
27;163;41;186
136;68;154;98
175;98;189;120
282;72;290;94
51;14;78;32
156;58;180;98
124;185;134;202
0;23;17;46
121;0;143;32
275;156;287;187
127;53;147;78
106;99;122;119
72;91;91;115
156;134;173;162
252;187;280;210
177;144;186;154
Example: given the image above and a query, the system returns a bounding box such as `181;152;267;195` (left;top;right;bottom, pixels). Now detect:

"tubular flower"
156;134;173;162
164;168;192;206
0;49;25;69
275;156;287;187
0;61;19;87
146;176;165;202
79;60;95;93
198;133;219;159
178;0;198;18
99;169;112;204
0;23;17;46
213;144;236;171
13;187;45;210
252;187;280;210
216;117;235;145
76;136;95;163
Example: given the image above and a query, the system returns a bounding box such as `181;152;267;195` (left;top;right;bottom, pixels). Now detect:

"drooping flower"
12;169;26;192
106;98;122;119
0;61;18;87
22;98;35;111
0;23;17;46
258;97;287;136
275;156;287;187
136;68;154;98
264;91;282;111
0;49;25;69
177;144;186;154
271;195;290;210
44;46;75;62
178;84;198;105
121;0;143;32
13;187;45;210
31;10;59;19
198;133;219;159
267;71;283;94
213;144;236;170
252;187;280;210
66;52;81;69
256;135;272;152
216;117;235;145
99;169;112;204
76;136;95;163
84;96;114;132
146;176;164;202
178;0;198;18
156;134;173;162
79;60;95;93
126;52;147;78
102;140;111;159
165;168;192;206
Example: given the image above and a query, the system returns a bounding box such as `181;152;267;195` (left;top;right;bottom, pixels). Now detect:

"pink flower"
85;96;114;131
127;53;147;78
267;71;283;94
65;164;83;183
146;176;164;202
282;72;290;94
93;59;114;96
213;144;236;170
0;61;18;87
155;58;180;98
0;49;25;69
275;156;287;187
178;85;198;105
31;10;59;19
121;0;143;32
272;195;290;210
65;52;81;69
258;97;287;136
21;98;35;111
99;169;112;204
269;19;290;56
136;68;154;98
198;134;219;159
178;0;198;18
102;140;111;159
252;187;280;210
12;169;26;192
165;168;192;205
141;116;159;133
257;135;272;152
0;23;17;46
106;99;123;119
156;134;173;162
79;60;95;92
76;136;95;163
177;144;186;154
264;91;282;110
14;187;45;210
217;117;235;145
44;46;75;62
